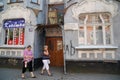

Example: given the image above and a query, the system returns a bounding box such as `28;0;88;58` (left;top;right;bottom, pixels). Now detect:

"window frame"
31;0;40;5
4;28;25;45
3;18;25;46
8;0;23;4
78;12;113;45
48;10;58;24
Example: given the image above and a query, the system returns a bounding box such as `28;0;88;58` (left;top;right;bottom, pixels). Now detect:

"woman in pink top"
21;45;36;79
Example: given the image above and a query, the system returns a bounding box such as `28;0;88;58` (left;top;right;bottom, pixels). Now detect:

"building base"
66;61;120;74
0;57;43;69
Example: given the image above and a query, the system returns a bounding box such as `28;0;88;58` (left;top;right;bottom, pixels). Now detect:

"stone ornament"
72;0;118;20
0;4;37;26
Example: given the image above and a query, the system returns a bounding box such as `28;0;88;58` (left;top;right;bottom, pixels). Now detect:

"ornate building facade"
0;0;47;68
0;0;120;69
64;0;120;62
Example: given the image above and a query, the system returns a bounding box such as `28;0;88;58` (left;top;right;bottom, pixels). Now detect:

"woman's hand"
24;55;33;59
44;50;49;56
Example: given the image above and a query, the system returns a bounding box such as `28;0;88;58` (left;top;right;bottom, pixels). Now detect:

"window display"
4;18;25;45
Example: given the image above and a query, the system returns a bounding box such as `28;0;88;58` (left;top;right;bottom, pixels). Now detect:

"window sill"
0;45;25;49
75;45;118;50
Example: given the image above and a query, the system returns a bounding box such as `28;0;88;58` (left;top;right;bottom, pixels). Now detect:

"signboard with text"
3;18;25;28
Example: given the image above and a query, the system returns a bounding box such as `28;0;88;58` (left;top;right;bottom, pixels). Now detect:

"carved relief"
46;28;62;37
0;4;37;26
72;0;118;20
49;0;63;4
64;23;78;30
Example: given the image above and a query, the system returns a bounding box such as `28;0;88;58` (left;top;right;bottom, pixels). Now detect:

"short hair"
44;45;48;48
27;45;32;48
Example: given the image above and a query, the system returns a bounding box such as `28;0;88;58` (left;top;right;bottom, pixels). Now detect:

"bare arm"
44;50;49;56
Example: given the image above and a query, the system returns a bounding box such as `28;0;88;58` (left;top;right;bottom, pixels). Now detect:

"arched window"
79;12;112;45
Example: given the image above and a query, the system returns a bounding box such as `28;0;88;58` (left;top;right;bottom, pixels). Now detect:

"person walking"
40;45;52;76
21;45;36;79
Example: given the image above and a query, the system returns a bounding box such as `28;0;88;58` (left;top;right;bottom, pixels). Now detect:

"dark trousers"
22;61;33;73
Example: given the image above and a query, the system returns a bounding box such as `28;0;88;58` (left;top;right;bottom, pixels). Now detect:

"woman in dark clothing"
40;45;52;76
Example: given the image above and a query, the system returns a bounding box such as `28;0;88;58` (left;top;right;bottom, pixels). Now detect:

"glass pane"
19;28;24;45
31;0;38;3
96;26;103;44
105;25;111;44
102;13;110;23
5;28;24;45
5;29;8;44
79;13;111;45
95;15;102;24
79;14;85;24
8;28;13;45
87;15;92;24
13;28;19;45
87;14;102;24
79;27;84;44
48;4;64;25
87;26;93;45
57;40;63;51
48;11;57;24
10;0;23;2
10;0;16;2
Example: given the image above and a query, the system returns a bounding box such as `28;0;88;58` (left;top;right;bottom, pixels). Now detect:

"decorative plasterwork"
0;4;37;26
72;0;118;20
49;0;63;4
64;23;78;30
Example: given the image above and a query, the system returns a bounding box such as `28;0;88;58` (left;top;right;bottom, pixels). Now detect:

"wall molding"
0;4;37;26
72;0;118;20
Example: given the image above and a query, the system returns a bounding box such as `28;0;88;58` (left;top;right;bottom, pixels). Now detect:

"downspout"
45;0;48;25
60;24;67;74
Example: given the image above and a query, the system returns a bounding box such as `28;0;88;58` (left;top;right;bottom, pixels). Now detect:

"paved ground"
0;67;120;80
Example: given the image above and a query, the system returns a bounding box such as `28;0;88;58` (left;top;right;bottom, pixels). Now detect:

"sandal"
48;74;53;76
40;72;44;75
21;76;25;79
31;76;36;78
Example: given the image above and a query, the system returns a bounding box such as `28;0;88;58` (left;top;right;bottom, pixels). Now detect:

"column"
93;25;96;44
99;14;106;45
84;15;88;45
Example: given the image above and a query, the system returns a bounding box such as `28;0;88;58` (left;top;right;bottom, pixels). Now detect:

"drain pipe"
60;24;67;74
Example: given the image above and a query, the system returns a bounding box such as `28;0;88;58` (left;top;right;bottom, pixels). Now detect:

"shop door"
46;37;64;67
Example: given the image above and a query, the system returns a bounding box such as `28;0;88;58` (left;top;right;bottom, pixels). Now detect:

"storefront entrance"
46;37;64;67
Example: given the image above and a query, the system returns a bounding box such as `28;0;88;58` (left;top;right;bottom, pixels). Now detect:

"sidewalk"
0;67;120;80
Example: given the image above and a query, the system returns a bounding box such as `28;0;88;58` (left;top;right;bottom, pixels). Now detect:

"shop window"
4;28;24;45
79;12;112;45
4;18;25;45
8;0;23;3
31;0;40;4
